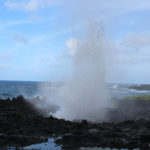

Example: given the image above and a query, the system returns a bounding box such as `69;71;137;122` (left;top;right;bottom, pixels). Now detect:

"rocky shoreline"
1;96;150;150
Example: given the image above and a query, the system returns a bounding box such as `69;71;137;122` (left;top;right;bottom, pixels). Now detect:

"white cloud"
25;0;39;11
107;33;150;66
0;20;33;30
0;63;10;70
66;38;78;56
28;14;44;22
0;55;13;60
29;24;83;45
5;0;150;18
5;1;25;10
12;34;28;44
66;0;150;21
29;35;47;44
122;33;150;48
5;0;61;12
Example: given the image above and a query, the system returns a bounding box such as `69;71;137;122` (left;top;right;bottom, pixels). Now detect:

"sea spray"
37;0;115;122
53;22;112;121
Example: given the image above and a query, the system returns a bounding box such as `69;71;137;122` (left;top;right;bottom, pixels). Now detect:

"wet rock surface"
56;120;150;150
0;96;150;149
0;96;75;147
128;84;150;91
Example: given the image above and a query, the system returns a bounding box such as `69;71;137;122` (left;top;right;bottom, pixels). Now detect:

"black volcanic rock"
0;96;150;149
128;84;150;91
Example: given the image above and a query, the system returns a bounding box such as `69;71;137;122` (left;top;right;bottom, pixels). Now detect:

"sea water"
0;80;150;99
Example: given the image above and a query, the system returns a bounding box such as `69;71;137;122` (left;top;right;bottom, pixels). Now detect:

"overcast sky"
0;0;150;83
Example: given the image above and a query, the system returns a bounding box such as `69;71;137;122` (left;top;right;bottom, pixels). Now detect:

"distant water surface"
0;80;62;99
0;80;150;99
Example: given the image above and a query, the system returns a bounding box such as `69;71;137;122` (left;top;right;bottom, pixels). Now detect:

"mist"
37;0;115;122
55;23;113;121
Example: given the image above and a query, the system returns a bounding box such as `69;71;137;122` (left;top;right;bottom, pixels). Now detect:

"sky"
0;0;150;83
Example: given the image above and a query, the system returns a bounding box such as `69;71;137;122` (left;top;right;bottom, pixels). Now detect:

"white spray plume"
52;22;112;122
66;38;79;56
37;0;115;122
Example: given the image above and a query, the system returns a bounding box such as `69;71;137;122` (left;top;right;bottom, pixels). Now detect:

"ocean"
0;80;150;99
0;80;62;99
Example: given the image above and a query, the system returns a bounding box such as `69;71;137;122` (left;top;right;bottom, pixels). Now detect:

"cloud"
106;33;150;66
4;1;25;10
0;20;33;30
114;53;150;64
12;34;28;44
28;14;44;22
6;0;150;19
5;0;61;12
0;55;13;60
122;33;150;48
0;63;10;71
29;24;83;45
66;38;78;56
66;0;150;21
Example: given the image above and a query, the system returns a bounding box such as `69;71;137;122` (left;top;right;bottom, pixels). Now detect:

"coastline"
0;96;150;150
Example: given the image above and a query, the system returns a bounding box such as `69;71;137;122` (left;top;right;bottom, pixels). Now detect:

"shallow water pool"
80;148;139;150
3;138;140;150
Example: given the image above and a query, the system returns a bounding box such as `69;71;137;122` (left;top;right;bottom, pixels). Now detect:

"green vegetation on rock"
122;95;150;100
